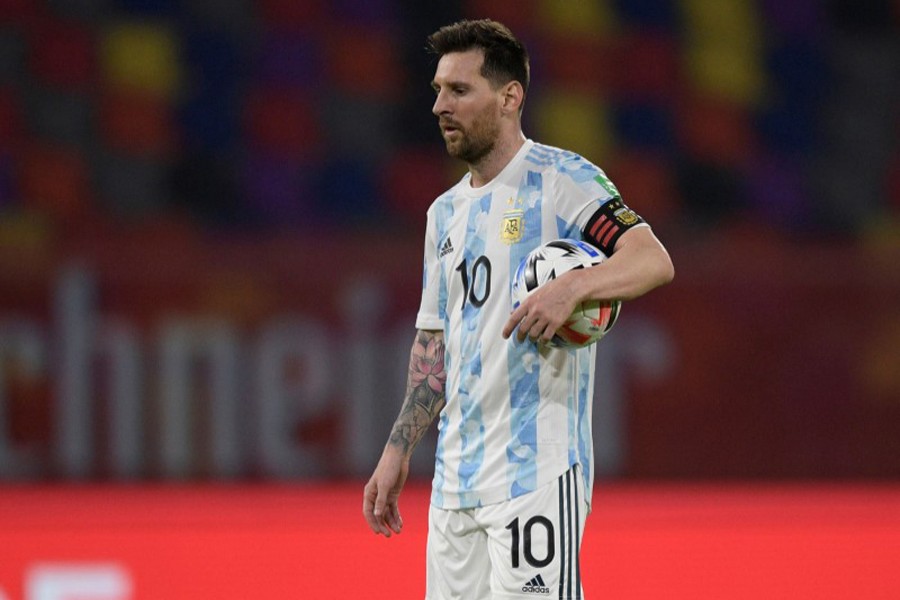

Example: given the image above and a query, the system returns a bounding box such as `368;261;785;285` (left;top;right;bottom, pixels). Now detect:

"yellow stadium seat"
102;22;180;99
681;0;767;105
533;90;613;162
685;45;766;105
536;0;617;38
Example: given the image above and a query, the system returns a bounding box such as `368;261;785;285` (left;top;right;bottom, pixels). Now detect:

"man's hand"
502;272;580;343
363;446;409;537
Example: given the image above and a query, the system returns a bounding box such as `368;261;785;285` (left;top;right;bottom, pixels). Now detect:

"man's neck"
468;132;526;188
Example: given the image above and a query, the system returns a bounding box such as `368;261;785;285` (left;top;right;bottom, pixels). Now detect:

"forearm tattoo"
388;330;447;456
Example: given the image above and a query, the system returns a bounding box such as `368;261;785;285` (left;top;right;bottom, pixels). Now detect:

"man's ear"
500;81;525;115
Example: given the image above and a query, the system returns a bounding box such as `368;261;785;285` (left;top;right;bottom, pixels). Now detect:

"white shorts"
426;466;589;600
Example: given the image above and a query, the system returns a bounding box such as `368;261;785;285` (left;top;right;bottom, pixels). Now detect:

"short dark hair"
427;19;530;96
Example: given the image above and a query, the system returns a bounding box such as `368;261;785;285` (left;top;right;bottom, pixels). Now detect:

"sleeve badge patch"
614;207;640;226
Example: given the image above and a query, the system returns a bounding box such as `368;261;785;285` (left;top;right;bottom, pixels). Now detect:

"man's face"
431;49;503;164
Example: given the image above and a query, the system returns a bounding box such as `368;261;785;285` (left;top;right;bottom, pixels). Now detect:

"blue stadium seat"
613;102;676;154
241;152;321;227
255;30;323;89
613;0;679;29
112;0;179;16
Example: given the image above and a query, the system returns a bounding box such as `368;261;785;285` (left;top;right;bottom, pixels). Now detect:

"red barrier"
0;228;898;479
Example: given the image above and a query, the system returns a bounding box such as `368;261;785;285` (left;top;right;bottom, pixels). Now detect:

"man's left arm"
502;227;673;343
571;226;674;302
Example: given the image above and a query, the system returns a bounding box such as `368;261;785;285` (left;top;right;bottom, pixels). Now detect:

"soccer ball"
511;238;621;348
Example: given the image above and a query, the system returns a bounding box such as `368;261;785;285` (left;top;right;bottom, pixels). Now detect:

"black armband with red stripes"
582;198;645;256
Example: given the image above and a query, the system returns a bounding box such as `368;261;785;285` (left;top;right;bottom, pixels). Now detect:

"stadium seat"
113;0;179;16
613;102;675;153
242;87;322;161
45;0;109;21
539;34;616;94
26;87;93;150
178;89;238;152
613;0;679;29
327;0;397;26
758;0;823;39
179;28;242;151
755;101;815;156
381;146;455;227
326;26;401;100
183;28;243;92
462;0;536;34
101;21;180;99
889;152;900;214
28;19;94;90
744;154;810;228
257;0;323;29
316;156;379;223
170;152;244;226
0;27;26;87
766;39;827;111
240;152;320;227
255;30;322;89
181;0;255;32
0;0;35;22
95;151;168;217
611;32;680;101
607;151;680;225
321;92;395;162
0;149;13;209
20;143;90;219
533;89;613;162
681;0;767;106
677;94;756;167
675;158;743;226
536;0;617;38
0;87;23;150
99;89;174;157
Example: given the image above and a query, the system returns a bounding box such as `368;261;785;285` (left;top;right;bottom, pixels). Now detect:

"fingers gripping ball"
511;238;621;348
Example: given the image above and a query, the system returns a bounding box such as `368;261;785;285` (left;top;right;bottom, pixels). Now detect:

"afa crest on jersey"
501;197;525;244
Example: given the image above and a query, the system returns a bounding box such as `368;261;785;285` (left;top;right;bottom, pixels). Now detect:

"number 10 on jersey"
456;256;492;310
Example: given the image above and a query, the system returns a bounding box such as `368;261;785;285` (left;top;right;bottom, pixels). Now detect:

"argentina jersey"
416;140;640;510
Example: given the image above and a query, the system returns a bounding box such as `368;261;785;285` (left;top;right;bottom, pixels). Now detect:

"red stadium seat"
607;151;680;226
257;0;323;30
242;87;322;161
0;87;23;150
326;26;401;101
676;94;757;167
99;89;174;158
20;143;90;219
28;19;94;90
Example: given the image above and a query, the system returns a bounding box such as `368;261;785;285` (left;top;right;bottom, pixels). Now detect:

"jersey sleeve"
557;161;648;257
415;208;444;331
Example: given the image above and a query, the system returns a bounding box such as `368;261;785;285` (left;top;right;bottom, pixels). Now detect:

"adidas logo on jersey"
522;574;550;594
439;236;455;258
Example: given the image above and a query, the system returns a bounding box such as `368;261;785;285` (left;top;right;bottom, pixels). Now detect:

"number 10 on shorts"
506;516;555;568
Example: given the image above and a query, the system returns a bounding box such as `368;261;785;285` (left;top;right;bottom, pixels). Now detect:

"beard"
441;108;500;164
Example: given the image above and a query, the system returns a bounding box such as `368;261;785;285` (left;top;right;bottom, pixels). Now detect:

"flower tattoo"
388;331;447;455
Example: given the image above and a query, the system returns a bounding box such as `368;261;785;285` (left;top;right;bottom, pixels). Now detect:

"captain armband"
581;198;646;256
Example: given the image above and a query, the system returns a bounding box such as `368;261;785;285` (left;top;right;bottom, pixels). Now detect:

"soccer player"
363;19;674;599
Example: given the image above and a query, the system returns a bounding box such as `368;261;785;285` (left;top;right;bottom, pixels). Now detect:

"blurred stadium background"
0;0;898;598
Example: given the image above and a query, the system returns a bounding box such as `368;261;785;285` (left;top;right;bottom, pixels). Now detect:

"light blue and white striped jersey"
416;139;628;510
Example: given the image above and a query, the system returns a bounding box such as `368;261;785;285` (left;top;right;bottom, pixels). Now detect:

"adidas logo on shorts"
522;574;551;594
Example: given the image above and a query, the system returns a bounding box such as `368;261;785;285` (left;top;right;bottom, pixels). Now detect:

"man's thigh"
478;467;589;599
426;504;492;600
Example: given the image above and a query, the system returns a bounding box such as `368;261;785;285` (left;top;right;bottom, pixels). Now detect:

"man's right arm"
363;329;447;536
388;329;447;455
